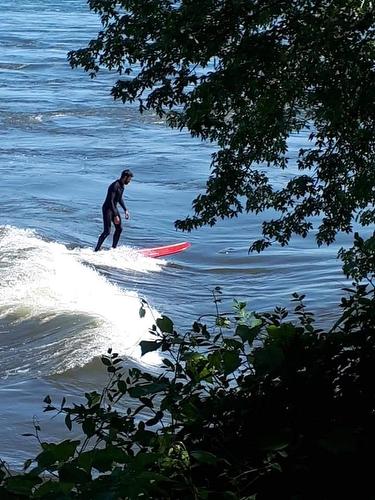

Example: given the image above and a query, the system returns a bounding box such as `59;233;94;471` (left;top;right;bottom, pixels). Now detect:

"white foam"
74;245;166;273
0;226;164;374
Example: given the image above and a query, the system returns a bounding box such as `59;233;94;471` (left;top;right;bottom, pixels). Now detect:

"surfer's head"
120;169;133;185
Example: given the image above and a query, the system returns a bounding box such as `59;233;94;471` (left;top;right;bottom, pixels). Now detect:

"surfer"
94;169;133;252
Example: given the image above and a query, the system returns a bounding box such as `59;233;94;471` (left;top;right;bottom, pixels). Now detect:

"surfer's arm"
119;196;127;213
119;195;129;219
110;185;120;217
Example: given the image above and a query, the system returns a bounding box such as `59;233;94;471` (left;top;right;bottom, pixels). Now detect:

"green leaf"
222;350;241;375
131;452;160;472
139;396;154;408
140;340;162;356
233;299;247;311
117;380;127;393
267;323;297;342
162;357;175;370
139;305;146;318
223;338;243;350
253;345;285;375
58;463;91;483
133;429;155;447
23;459;33;471
156;315;174;333
92;449;115;473
146;411;163;427
75;450;95;472
192;321;201;332
128;382;168;398
33;480;73;498
82;418;96;438
37;440;80;468
85;391;101;407
235;324;260;343
191;450;218;465
65;413;72;431
216;315;230;328
5;476;42;495
101;356;111;366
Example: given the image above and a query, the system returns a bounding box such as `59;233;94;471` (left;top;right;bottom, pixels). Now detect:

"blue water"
0;0;358;467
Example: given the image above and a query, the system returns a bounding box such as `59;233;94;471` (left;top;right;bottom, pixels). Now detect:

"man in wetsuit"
94;169;133;251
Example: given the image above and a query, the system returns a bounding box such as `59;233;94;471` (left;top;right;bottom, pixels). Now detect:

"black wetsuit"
95;180;127;251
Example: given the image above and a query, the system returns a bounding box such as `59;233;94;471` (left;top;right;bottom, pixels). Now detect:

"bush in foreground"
1;281;375;499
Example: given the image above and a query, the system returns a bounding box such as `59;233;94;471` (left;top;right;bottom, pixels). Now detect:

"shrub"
1;282;375;499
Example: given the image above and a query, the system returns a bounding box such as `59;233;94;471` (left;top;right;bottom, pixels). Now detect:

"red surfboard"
138;241;191;258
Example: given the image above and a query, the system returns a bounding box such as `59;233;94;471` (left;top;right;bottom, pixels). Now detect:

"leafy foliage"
339;231;375;282
1;283;375;498
68;0;375;250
